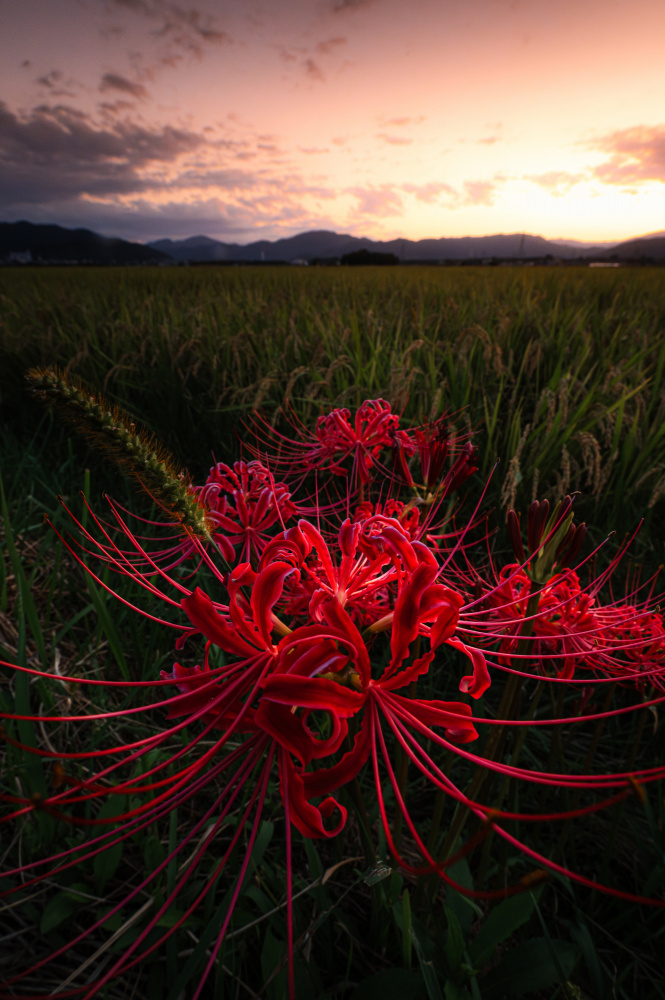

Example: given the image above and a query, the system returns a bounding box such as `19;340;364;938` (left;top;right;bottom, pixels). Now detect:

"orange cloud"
463;180;497;206
589;124;665;185
525;170;585;194
348;186;404;217
375;133;412;145
402;182;456;203
381;116;425;127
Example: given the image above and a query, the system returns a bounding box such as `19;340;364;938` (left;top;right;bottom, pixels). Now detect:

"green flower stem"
591;704;650;907
550;680;618;864
475;679;545;886
341;733;376;868
439;590;541;864
392;681;417;854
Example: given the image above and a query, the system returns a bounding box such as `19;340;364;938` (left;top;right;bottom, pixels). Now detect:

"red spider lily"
0;520;305;997
313;399;408;484
458;500;665;690
0;502;487;998
246;402;476;507
353;498;421;539
470;562;665;687
394;421;478;501
158;518;489;837
198;460;299;564
90;459;299;575
4;422;665;1000
245;398;414;489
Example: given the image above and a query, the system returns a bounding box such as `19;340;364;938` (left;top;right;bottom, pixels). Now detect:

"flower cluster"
2;397;665;999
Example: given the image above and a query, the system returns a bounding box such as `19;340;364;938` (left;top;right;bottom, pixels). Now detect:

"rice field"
1;264;665;999
2;264;665;532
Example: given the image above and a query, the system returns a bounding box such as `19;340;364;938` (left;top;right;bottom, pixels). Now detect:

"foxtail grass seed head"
26;366;214;543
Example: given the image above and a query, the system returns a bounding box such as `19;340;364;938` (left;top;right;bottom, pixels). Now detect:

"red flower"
5;420;665;1000
198;460;298;563
246;399;414;488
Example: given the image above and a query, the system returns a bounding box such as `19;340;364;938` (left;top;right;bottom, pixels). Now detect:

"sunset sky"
2;0;665;245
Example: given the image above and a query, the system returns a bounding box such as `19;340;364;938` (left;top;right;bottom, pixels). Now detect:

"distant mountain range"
149;230;619;263
148;229;665;263
0;221;169;264
2;219;665;265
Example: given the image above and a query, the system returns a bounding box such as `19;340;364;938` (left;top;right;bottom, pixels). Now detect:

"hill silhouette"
1;221;169;264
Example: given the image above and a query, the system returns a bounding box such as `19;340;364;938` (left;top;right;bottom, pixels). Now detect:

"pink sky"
2;0;665;244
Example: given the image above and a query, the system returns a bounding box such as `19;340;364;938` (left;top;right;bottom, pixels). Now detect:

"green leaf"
143;833;165;874
156;908;185;928
480;938;578;998
445;859;482;934
402;889;413;969
246;820;274;881
411;918;444;1000
86;572;130;680
261;925;286;1000
445;983;471;1000
470;888;541;966
93;795;127;891
566;917;605;1000
165;820;275;1000
350;968;426;1000
444;906;465;975
40;891;82;934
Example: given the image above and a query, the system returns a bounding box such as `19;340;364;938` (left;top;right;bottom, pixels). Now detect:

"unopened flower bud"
447;442;479;494
557;522;586;569
527;499;550;554
507;509;526;562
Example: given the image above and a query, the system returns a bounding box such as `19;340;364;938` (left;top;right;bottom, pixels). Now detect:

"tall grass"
2;265;665;539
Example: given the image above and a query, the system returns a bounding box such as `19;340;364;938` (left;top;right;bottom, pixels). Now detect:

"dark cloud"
0;98;343;245
333;0;376;12
275;34;345;84
105;0;231;63
316;36;347;55
589;124;665;185
155;7;231;46
37;70;62;88
110;0;151;10
303;58;324;82
0;100;205;204
278;46;298;63
276;49;334;83
36;70;77;98
99;100;139;116
99;73;148;99
1;176;342;243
